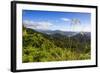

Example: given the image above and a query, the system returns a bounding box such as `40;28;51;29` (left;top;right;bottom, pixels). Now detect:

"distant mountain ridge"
24;26;91;44
35;29;91;37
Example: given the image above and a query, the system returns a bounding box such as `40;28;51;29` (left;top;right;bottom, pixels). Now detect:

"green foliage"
22;26;91;63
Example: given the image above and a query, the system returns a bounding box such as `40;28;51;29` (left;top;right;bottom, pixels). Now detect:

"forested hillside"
22;25;91;63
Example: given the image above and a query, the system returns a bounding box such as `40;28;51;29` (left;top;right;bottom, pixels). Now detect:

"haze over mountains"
24;24;91;42
36;29;91;37
24;25;91;44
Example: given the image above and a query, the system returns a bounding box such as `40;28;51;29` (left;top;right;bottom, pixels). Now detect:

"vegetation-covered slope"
22;26;91;63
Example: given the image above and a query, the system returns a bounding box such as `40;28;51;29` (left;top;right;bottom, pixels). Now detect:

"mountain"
71;32;91;42
36;29;79;37
23;26;91;63
23;25;91;49
23;26;91;43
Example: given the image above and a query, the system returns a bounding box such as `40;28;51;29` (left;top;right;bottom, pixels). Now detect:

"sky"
22;10;91;32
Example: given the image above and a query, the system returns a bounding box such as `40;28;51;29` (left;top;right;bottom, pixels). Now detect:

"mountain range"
35;29;91;38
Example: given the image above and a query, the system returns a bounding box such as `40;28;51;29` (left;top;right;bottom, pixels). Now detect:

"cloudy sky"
22;10;91;32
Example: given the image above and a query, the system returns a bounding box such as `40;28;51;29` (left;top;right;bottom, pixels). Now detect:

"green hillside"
22;26;91;63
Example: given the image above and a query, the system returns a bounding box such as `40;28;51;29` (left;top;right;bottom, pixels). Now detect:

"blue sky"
22;10;91;32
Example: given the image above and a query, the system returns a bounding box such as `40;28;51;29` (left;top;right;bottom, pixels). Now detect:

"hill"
22;25;91;63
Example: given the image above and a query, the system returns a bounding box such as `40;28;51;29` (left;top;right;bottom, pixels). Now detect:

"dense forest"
22;25;91;63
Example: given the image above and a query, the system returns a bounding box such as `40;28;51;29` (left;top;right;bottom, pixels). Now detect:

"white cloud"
23;20;53;30
61;18;70;22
